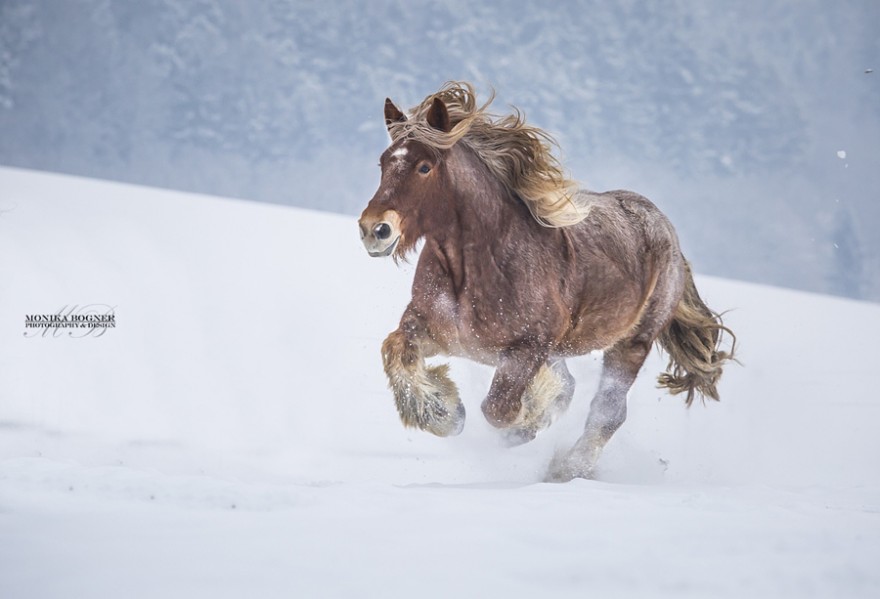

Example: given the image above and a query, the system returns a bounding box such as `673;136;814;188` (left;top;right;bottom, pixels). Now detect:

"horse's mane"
387;81;587;228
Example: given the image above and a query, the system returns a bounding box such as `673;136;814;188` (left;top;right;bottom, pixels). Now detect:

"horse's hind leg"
503;359;576;446
546;337;651;481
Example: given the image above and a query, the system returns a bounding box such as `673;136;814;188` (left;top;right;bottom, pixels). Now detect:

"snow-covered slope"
1;167;878;598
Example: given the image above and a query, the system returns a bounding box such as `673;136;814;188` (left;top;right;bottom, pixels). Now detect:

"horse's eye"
418;164;431;174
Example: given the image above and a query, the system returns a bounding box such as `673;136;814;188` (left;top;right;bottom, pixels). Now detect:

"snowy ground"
1;166;878;598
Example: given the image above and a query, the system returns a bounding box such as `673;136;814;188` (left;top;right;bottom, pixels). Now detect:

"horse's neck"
428;148;540;286
448;146;533;238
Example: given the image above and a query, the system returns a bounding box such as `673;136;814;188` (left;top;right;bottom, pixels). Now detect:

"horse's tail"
656;261;736;406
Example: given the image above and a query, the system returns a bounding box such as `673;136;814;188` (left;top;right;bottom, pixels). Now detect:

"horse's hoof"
425;399;466;437
501;426;537;447
393;363;466;437
544;451;594;483
480;397;521;428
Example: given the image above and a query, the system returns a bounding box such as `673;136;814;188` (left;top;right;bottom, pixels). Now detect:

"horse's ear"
384;98;406;129
426;97;451;133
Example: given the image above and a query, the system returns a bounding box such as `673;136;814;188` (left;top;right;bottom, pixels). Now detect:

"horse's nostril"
374;222;392;240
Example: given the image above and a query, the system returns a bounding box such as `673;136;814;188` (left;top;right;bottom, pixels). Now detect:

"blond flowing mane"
387;81;588;227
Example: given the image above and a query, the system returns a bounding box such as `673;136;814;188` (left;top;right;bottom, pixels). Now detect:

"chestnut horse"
359;82;735;481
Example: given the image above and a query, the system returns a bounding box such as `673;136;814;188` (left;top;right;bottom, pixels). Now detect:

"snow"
1;166;879;598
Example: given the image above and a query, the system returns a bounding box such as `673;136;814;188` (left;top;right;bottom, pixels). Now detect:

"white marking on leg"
512;364;564;431
547;363;630;481
388;358;465;437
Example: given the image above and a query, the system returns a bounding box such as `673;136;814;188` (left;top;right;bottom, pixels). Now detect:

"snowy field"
1;166;878;598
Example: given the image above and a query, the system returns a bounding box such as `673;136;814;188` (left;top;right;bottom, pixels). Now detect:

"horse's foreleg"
503;359;577;445
481;345;548;428
381;313;465;437
547;338;650;481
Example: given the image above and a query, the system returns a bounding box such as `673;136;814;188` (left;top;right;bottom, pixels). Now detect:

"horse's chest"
423;287;516;364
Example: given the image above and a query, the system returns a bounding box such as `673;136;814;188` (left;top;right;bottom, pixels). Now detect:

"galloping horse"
358;82;735;481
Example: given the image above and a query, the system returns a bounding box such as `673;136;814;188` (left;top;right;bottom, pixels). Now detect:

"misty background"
1;0;878;301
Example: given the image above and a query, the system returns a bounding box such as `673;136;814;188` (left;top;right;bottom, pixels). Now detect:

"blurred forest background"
1;0;878;300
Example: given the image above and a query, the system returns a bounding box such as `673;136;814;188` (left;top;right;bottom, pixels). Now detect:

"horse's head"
359;97;453;260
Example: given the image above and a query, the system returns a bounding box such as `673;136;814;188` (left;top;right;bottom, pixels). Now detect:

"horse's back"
571;188;682;268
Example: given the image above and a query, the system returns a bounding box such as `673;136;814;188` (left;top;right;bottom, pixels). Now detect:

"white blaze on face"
388;145;411;173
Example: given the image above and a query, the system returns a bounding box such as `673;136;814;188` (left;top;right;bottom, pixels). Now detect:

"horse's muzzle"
358;210;401;258
364;234;399;257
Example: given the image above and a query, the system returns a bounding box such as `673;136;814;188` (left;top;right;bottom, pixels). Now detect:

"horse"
358;82;735;481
